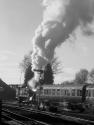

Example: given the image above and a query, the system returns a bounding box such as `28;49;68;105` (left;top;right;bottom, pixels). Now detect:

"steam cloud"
30;0;94;90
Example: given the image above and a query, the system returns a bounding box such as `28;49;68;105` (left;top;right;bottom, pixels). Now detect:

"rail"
2;108;50;125
3;103;94;125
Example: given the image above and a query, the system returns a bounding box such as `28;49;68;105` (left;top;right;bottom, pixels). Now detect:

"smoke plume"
30;0;94;89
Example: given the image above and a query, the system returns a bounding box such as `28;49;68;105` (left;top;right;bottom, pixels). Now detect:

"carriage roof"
42;83;88;89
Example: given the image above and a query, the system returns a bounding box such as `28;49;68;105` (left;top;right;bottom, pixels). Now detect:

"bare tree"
19;51;32;73
75;69;88;84
89;69;94;83
19;51;34;87
19;52;62;86
51;57;63;74
43;63;54;85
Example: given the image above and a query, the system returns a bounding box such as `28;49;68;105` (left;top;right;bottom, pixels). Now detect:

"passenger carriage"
36;84;94;112
38;84;83;103
85;84;94;106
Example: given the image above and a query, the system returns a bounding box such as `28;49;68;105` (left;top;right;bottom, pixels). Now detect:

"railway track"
2;103;94;125
2;111;27;125
2;109;50;125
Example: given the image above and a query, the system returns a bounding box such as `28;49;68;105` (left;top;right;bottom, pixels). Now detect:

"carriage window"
79;90;82;96
57;89;60;95
93;90;94;97
71;89;75;96
77;89;82;96
64;89;69;96
48;89;51;95
77;90;80;96
52;89;56;95
86;90;89;96
44;89;48;95
61;89;64;95
88;89;91;97
64;90;67;96
66;89;70;96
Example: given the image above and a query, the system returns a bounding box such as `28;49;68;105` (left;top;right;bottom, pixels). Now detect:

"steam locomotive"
35;83;94;112
17;83;94;113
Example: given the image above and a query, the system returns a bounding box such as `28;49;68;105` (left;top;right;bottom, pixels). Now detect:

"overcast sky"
0;0;94;84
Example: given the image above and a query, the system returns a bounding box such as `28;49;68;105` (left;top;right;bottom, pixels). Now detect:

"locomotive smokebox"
34;69;44;74
33;69;44;84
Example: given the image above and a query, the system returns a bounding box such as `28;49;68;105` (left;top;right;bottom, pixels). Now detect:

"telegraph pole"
0;87;3;122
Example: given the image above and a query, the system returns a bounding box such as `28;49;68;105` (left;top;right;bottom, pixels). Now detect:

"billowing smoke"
28;70;41;91
30;0;94;90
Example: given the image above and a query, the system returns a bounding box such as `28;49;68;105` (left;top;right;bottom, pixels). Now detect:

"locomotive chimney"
33;69;44;86
33;69;44;74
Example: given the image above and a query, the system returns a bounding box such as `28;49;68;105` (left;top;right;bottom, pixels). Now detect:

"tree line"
19;51;94;87
62;69;94;85
19;51;62;87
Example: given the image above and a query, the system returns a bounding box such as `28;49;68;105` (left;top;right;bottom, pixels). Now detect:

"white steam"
28;72;40;91
30;0;94;89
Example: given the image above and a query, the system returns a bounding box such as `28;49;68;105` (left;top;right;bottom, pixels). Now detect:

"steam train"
34;83;94;112
18;83;94;113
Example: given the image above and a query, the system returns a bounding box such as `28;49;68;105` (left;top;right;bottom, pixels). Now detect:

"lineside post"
0;99;2;122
